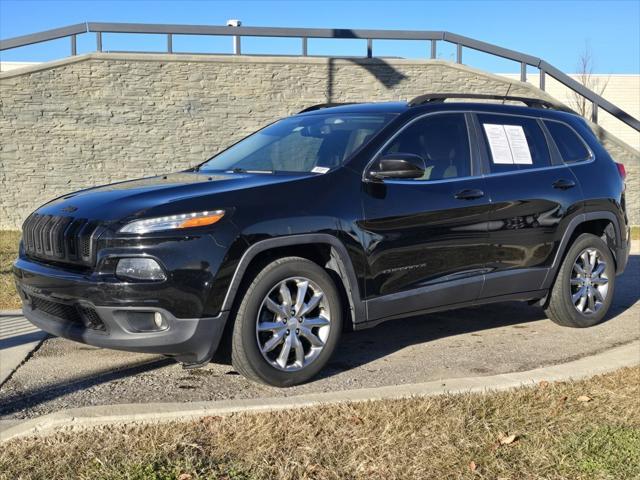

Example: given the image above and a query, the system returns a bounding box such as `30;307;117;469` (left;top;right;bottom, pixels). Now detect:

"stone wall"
1;53;638;229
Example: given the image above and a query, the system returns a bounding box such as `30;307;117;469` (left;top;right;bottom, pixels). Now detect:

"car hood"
36;171;311;222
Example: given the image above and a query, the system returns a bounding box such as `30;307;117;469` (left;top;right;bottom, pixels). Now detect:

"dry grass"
1;367;639;480
0;231;21;310
632;225;640;240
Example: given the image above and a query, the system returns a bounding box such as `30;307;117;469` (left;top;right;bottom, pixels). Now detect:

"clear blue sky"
1;0;638;73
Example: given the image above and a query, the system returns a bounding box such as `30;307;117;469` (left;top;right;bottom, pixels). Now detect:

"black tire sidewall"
236;259;342;386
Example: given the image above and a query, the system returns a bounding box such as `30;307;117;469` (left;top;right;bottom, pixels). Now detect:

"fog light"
154;312;164;328
125;311;168;332
116;258;166;282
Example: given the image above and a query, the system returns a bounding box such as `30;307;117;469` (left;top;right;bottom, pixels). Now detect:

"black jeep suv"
14;94;630;386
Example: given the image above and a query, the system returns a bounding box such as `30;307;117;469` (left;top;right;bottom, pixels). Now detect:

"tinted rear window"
545;121;591;163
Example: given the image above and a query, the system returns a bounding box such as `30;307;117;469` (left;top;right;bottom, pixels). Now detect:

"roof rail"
298;103;356;113
408;93;575;113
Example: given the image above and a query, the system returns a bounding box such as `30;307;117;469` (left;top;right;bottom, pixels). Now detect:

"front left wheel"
231;256;343;387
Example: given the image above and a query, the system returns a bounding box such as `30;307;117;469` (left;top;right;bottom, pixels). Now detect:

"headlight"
116;258;166;282
119;210;225;234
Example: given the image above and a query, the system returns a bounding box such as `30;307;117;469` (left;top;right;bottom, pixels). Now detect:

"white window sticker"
483;123;533;165
311;166;330;174
504;125;533;164
483;124;513;164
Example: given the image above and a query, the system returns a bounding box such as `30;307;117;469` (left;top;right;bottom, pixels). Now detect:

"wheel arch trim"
542;210;623;289
220;234;365;327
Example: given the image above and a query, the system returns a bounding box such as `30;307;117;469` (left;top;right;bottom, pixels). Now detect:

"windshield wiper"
228;167;273;174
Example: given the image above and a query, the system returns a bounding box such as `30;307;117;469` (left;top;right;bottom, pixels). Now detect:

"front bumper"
14;257;228;364
22;302;227;364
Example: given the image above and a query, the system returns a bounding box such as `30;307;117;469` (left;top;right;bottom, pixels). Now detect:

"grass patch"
0;231;21;310
566;425;640;478
1;367;638;480
632;225;639;240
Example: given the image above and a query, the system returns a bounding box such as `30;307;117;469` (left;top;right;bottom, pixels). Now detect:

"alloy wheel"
570;247;609;315
256;277;331;372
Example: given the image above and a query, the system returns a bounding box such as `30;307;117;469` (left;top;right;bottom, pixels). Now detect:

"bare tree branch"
570;43;610;118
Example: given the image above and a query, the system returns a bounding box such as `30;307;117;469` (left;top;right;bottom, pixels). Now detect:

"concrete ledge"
0;52;558;105
0;52;467;79
2;340;638;443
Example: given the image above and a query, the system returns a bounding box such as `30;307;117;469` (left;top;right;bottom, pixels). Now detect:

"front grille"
22;213;101;267
30;295;106;331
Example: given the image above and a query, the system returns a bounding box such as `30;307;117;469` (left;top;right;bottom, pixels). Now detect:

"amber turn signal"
179;212;225;228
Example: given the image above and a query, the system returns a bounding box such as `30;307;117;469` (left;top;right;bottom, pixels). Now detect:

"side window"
478;114;551;173
545;121;591;163
382;113;471;181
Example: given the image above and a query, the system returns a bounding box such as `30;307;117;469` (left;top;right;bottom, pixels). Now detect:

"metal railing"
1;22;638;132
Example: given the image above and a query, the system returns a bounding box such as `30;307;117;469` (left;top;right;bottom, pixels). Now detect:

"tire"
545;233;616;328
231;256;342;387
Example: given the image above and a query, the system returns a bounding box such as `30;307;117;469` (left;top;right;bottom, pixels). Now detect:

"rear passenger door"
474;113;584;297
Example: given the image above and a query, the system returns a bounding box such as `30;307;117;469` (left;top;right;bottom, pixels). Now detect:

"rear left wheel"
231;256;342;387
545;233;615;328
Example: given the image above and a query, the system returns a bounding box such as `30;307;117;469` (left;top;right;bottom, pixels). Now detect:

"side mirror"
368;153;425;180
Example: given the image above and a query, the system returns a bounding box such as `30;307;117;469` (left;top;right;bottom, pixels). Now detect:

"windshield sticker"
311;166;330;174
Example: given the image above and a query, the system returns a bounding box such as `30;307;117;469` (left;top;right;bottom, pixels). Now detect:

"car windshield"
199;113;396;173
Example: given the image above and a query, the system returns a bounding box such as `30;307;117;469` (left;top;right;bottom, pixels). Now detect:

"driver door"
360;112;492;321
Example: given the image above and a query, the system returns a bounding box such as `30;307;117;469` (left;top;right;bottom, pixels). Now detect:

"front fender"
208;233;366;327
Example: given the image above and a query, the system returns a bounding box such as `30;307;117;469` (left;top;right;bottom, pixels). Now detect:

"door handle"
454;189;485;200
552;179;576;190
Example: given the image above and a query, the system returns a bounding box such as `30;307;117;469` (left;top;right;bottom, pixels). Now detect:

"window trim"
362;111;477;184
471;112;596;178
363;109;596;184
542;118;595;164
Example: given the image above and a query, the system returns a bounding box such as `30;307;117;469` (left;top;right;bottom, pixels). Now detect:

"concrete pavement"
0;311;46;385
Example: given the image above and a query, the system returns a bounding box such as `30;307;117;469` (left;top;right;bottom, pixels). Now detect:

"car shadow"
321;302;546;379
0;358;174;417
319;253;639;379
0;331;47;350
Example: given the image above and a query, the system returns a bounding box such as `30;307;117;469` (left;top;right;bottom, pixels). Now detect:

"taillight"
616;162;627;180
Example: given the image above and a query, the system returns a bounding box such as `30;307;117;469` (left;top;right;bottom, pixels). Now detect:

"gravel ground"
1;253;638;420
